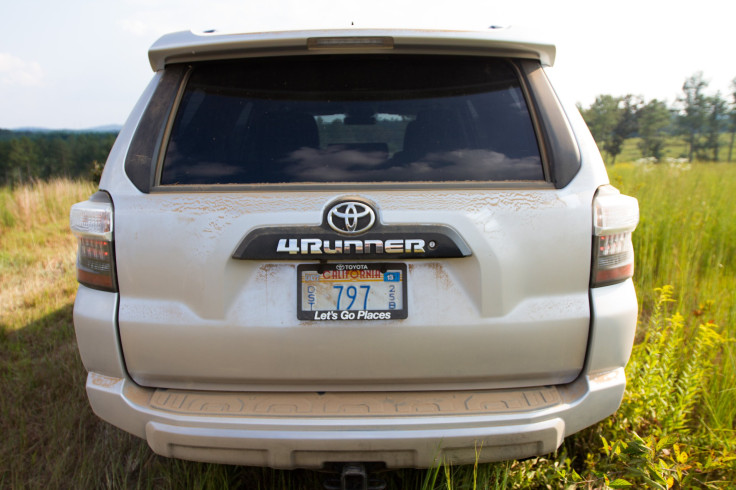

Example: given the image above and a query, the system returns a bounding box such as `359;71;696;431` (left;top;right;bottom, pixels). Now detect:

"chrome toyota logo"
327;201;376;234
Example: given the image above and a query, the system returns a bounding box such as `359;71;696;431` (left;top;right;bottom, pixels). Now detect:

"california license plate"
297;263;407;321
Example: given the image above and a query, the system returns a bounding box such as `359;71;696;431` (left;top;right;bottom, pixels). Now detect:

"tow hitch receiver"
323;463;386;490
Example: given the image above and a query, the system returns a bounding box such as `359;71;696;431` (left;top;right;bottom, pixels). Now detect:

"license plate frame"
297;263;407;321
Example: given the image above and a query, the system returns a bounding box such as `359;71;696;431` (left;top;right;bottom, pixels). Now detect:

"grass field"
1;166;734;488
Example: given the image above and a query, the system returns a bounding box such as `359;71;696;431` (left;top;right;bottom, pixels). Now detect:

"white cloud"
0;53;43;86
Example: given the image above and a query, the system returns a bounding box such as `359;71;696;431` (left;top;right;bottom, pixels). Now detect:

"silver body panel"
113;187;592;391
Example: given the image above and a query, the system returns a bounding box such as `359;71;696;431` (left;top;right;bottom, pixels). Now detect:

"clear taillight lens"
592;185;639;287
70;192;117;292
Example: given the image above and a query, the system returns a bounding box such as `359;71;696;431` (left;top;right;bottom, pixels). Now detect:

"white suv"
70;27;639;470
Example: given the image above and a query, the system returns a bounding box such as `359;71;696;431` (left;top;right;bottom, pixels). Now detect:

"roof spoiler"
148;27;556;71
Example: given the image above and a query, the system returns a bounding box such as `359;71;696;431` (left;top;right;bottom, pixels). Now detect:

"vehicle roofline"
148;27;556;71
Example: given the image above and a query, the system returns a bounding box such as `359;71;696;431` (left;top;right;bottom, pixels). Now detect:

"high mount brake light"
591;185;639;287
70;192;117;292
307;36;394;50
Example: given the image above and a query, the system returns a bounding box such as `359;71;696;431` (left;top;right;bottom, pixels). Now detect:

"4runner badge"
231;197;472;260
327;201;376;234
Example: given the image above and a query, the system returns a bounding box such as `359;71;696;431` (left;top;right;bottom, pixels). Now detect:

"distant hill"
82;124;123;133
8;125;122;134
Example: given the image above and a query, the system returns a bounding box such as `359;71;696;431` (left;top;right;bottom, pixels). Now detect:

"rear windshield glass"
160;56;544;185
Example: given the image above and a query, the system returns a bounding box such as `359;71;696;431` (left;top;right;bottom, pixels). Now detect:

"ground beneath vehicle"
70;26;639;471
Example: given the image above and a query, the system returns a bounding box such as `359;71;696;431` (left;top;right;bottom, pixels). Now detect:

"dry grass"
0;179;95;331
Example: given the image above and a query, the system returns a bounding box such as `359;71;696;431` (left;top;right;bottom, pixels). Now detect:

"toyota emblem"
327;201;376;234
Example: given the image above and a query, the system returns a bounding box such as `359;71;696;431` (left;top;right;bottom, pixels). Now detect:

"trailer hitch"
322;463;386;490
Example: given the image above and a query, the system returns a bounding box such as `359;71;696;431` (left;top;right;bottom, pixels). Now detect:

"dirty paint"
90;373;123;388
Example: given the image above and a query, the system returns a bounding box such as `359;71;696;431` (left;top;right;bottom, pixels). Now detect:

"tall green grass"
609;162;736;466
1;168;735;488
610;162;736;332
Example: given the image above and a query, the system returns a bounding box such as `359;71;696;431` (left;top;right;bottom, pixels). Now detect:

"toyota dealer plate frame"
297;263;408;321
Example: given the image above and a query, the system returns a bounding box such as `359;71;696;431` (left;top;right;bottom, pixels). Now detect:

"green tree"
728;77;736;163
7;137;39;182
637;99;672;161
677;72;709;162
705;92;727;161
0;140;9;183
580;95;622;163
580;95;639;164
606;95;640;164
580;95;619;148
49;136;73;177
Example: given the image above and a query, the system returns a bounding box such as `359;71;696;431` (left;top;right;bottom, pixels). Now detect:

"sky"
1;0;734;130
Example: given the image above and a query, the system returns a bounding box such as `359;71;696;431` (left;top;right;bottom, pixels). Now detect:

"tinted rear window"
160;56;544;185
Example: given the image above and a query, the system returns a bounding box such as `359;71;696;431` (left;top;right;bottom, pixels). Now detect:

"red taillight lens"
70;192;117;292
591;185;639;287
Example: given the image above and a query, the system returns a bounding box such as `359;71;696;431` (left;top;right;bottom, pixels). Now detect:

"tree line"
2;71;734;186
0;130;117;186
579;72;736;164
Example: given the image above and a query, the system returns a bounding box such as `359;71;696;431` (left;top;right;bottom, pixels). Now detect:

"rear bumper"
78;280;638;468
86;367;625;468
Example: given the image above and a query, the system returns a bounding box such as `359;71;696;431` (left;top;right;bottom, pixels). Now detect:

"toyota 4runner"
70;27;639;469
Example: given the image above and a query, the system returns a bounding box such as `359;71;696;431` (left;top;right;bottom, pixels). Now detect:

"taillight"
591;185;639;287
70;191;117;292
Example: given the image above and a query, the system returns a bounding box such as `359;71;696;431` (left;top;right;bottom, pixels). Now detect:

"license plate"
297;263;407;321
